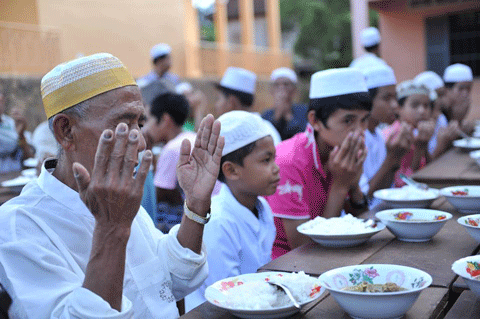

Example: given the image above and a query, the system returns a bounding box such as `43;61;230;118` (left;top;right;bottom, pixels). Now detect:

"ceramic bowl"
457;214;480;242
453;138;480;151
469;150;480;168
440;186;480;214
373;186;439;209
375;209;452;242
319;264;432;319
452;256;480;297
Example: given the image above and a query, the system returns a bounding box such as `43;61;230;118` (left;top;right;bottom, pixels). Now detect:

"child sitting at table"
360;65;413;208
266;68;371;259
184;111;278;311
382;80;435;187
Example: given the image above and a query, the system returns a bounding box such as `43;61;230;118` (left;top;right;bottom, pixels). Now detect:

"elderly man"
0;53;223;318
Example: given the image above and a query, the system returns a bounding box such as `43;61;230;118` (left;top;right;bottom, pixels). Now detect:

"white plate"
373;186;439;208
22;158;39;168
453;138;480;151
1;176;35;188
205;272;325;319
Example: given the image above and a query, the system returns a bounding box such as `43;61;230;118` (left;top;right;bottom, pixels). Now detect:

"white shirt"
360;127;387;208
253;112;282;146
184;185;276;312
0;160;208;319
428;113;449;155
349;53;388;71
32;121;59;161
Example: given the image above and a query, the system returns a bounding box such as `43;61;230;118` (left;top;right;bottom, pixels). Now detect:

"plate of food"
373;186;439;208
453;138;480;151
205;271;325;319
440;186;480;214
319;264;432;319
297;214;385;248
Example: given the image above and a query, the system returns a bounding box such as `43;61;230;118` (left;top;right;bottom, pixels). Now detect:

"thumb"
72;162;91;193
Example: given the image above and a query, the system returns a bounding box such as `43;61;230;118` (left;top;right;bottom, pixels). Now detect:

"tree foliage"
280;0;378;70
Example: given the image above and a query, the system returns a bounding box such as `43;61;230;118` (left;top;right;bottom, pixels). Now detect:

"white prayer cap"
218;110;270;156
270;67;298;83
361;27;381;48
150;43;172;60
363;65;397;89
219;67;256;95
175;82;193;95
443;63;473;83
309;68;368;99
414;71;444;101
396;80;430;100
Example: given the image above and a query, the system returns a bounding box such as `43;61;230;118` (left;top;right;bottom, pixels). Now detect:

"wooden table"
412;148;480;188
444;290;480;319
183;198;479;319
0;171;22;205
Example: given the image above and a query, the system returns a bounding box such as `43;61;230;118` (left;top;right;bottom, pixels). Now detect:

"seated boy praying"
266;68;371;259
185;111;278;311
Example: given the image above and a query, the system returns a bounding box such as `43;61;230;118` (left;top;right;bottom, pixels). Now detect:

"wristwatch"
184;202;211;225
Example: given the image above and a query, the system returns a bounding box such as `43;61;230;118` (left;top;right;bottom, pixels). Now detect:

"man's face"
71;86;147;174
154;55;172;76
143;107;169;145
271;77;296;101
434;86;451;113
215;91;234;117
318;108;370;147
371;85;398;125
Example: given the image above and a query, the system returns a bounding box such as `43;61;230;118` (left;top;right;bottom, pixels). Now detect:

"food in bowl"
373;186;439;208
299;214;378;235
342;282;406;292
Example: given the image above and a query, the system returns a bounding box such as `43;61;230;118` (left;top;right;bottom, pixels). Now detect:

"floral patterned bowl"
457;214;480;242
204;272;325;319
375;209;452;242
452;255;480;297
319;264;432;319
440;186;480;214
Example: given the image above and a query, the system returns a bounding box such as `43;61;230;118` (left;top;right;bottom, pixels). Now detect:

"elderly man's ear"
52;114;77;151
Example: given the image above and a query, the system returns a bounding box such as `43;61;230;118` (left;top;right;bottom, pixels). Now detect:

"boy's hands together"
385;122;413;165
414;120;435;150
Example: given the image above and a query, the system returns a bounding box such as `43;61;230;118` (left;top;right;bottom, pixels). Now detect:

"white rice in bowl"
299;214;377;235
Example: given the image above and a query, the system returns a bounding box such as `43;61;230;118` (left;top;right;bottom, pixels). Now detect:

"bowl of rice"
373;186;439;208
452;255;480;297
297;214;385;248
440;186;480;214
375;209;452;242
457;214;480;242
204;271;325;319
319;264;432;319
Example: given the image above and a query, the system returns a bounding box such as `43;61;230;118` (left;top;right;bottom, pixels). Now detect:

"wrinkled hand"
328;131;367;190
10;107;27;136
73;123;152;229
177;114;224;214
414;120;435;149
386;122;413;163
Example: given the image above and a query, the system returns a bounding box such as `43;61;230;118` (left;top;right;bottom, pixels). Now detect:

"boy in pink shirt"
267;68;371;259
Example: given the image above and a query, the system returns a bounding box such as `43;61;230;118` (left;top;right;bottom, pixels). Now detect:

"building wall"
0;0;39;25
227;17;269;47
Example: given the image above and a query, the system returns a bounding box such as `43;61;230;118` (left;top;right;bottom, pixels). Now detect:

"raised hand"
177;114;224;215
72;123;152;229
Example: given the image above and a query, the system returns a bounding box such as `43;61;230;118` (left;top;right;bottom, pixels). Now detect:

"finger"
208;119;221;155
328;145;339;161
178;138;192;168
134;150;152;191
195;116;206;149
121;129;140;180
92;129;114;179
214;136;225;166
336;132;353;160
201;114;214;150
345;134;361;167
73;162;91;194
107;123;129;180
355;148;368;168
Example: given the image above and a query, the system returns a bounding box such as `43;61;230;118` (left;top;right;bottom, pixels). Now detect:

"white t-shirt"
428;113;449;155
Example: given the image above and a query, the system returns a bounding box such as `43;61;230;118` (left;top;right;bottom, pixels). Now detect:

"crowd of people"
0;25;475;318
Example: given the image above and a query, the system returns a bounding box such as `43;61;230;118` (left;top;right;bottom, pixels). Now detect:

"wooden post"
215;0;228;76
349;0;369;58
184;0;201;78
265;0;282;69
239;0;254;71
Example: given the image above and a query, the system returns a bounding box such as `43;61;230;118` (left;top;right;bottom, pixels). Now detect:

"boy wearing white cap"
185;110;278;311
360;66;412;208
443;63;474;131
266;68;370;259
262;67;308;140
350;27;388;70
215;67;282;145
137;43;180;87
414;71;459;159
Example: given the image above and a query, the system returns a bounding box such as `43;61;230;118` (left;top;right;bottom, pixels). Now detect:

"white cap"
361;27;381;48
150;43;172;60
363;65;397;89
309;68;368;99
175;82;193;95
443;63;473;83
396;80;430;100
218;110;270;156
414;71;444;101
219;67;256;95
270;67;298;83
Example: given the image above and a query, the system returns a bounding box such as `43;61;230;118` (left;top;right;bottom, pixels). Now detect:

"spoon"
267;281;301;309
399;174;429;191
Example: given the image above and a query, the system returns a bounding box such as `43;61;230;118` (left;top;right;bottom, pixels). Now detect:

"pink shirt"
266;125;333;259
382;121;426;187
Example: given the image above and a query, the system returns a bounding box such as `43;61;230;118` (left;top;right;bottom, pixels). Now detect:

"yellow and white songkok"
41;53;137;118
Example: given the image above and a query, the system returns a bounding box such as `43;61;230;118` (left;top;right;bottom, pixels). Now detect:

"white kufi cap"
270;67;298;83
443;63;473;83
219;67;256;95
396;80;430;100
150;43;172;60
363;65;397;89
218;111;270;156
361;27;381;48
414;71;444;101
175;82;193;95
309;68;368;99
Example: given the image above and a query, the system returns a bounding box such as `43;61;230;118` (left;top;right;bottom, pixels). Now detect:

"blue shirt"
136;71;180;87
262;104;308;141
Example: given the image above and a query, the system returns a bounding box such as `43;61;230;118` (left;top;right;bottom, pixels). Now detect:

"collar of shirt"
304;123;327;178
37;159;94;221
